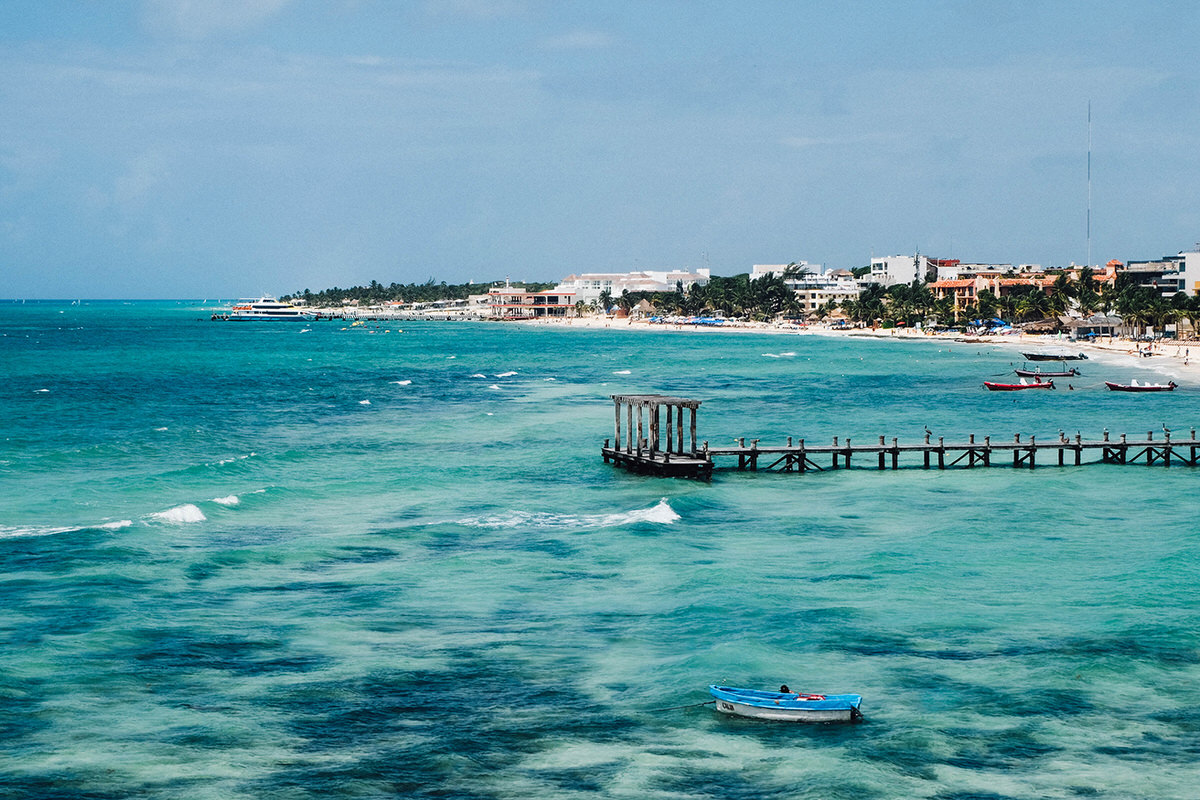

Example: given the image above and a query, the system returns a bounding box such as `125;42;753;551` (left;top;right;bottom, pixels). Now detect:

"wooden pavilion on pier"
602;394;712;478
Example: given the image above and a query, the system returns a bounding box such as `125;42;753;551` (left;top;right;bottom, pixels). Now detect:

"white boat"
709;685;863;722
226;296;313;321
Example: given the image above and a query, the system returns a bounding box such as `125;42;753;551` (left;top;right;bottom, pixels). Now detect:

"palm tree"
1047;273;1078;316
598;290;613;313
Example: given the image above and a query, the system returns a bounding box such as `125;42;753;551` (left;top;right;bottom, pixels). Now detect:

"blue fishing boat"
709;685;863;722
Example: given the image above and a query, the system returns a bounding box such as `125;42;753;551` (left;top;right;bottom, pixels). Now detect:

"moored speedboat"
1104;379;1177;392
1022;351;1088;361
984;378;1055;391
226;296;313;321
709;685;863;723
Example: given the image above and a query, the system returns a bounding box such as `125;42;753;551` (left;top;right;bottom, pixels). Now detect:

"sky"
1;1;1199;299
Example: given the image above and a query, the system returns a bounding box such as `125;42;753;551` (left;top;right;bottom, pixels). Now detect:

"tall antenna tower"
1087;101;1092;268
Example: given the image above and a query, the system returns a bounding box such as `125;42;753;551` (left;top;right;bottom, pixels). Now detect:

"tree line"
282;279;555;307
286;267;1200;335
606;266;1200;334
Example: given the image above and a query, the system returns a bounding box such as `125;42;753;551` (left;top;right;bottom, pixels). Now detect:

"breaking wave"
150;504;206;524
455;498;680;530
0;519;132;540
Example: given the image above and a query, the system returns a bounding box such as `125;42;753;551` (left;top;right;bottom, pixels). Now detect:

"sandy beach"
519;314;1200;385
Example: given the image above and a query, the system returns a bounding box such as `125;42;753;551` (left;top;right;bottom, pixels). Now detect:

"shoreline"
516;315;1200;383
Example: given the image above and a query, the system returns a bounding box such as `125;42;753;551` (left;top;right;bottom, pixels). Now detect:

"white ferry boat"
226;296;313;321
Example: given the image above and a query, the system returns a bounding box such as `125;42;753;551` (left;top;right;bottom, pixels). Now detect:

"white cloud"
141;0;293;39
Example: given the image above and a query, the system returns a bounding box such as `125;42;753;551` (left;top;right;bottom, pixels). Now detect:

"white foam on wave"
470;373;487;378
488;384;501;389
1;524;77;539
211;495;239;506
390;380;412;386
1;518;132;540
359;399;371;405
495;371;518;377
613;370;632;375
150;504;206;524
154;426;168;432
34;388;49;393
456;498;680;530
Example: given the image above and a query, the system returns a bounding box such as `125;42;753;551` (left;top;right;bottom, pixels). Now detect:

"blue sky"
1;1;1198;298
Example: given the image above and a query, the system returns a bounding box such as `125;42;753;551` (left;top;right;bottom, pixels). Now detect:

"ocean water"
3;301;1200;799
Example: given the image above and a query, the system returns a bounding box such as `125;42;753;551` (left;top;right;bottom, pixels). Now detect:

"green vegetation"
292;266;1200;336
282;279;555;306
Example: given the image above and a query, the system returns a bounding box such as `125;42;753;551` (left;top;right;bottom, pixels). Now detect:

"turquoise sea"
3;300;1200;799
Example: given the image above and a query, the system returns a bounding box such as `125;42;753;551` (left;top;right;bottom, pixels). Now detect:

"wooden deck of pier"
602;394;1199;479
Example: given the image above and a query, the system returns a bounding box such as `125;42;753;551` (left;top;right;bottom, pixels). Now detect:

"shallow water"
3;302;1200;798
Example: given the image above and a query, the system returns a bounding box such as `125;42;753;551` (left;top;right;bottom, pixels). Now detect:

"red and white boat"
983;378;1055;391
1104;379;1177;392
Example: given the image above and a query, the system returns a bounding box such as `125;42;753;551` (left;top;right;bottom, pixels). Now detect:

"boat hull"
984;381;1054;391
1022;352;1087;361
708;686;862;723
1104;381;1176;392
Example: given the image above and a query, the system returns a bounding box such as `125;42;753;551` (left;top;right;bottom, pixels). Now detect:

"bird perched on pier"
924;427;932;437
1163;424;1171;435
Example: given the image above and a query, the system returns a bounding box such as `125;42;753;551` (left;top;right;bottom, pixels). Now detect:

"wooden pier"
602;394;1200;479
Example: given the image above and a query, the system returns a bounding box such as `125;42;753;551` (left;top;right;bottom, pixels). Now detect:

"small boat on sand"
1022;351;1088;361
1104;379;1177;392
1014;367;1079;378
984;378;1055;391
709;685;863;723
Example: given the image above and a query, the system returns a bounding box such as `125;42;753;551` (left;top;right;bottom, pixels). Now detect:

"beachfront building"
751;264;861;316
928;265;1118;315
479;285;576;319
555;269;711;304
932;261;1026;281
868;255;930;286
1122;248;1200;296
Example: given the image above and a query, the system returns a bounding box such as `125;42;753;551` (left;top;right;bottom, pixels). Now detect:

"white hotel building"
555;269;711;304
751;263;861;315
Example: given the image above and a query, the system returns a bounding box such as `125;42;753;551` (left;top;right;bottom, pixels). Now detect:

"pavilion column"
666;405;674;454
614;399;621;450
689;406;697;455
636;404;644;455
677;405;684;454
650;405;660;453
626;404;633;452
